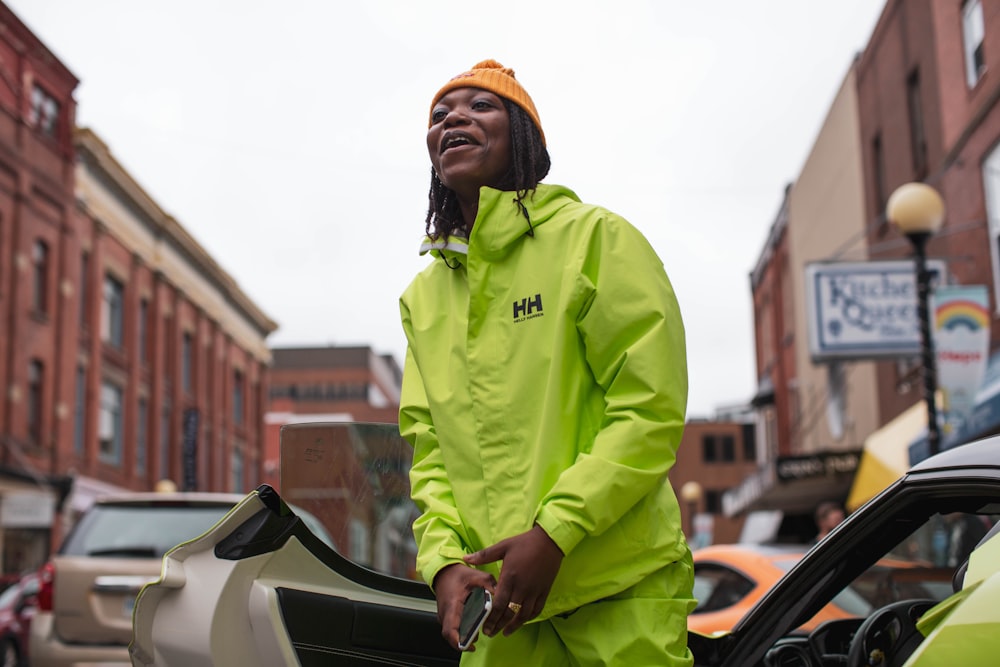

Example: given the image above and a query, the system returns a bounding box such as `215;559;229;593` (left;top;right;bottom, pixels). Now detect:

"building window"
27;360;43;444
743;424;757;461
182;332;193;394
73;365;86;455
162;315;173;387
702;435;717;463
872;133;887;221
32;240;48;314
137;398;148;474
99;381;124;465
29;85;59;137
963;0;986;87
233;370;244;426
983;145;1000;312
138;298;149;363
705;490;722;514
160;406;171;482
907;69;927;177
231;447;244;493
720;435;736;462
101;274;125;347
79;252;90;328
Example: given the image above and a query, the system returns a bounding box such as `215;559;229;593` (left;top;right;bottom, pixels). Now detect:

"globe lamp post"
886;182;945;458
680;480;704;544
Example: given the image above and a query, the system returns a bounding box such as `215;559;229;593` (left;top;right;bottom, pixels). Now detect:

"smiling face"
427;88;512;204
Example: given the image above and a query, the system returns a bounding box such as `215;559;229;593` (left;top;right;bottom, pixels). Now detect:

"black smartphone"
457;587;493;651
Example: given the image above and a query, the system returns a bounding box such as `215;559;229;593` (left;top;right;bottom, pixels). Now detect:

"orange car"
689;543;952;636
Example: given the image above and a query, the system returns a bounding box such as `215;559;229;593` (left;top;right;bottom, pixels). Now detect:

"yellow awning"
847;402;927;512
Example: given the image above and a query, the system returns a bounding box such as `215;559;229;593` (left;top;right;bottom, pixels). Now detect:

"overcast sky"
8;0;885;418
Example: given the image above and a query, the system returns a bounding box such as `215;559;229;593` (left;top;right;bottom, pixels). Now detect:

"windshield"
61;503;236;558
280;422;420;580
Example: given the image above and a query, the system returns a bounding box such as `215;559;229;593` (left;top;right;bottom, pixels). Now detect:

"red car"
0;571;40;667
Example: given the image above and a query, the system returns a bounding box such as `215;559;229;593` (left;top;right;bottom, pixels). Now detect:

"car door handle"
93;576;158;593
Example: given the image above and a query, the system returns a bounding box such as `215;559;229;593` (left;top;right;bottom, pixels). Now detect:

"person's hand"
432;563;496;651
464;524;564;637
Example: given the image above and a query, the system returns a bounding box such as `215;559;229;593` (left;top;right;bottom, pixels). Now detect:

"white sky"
8;0;885;418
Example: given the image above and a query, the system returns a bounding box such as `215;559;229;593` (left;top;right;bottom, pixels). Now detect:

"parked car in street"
130;422;1000;666
30;492;245;667
690;543;954;635
0;570;40;667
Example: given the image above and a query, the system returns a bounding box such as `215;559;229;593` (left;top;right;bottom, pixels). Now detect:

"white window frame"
29;85;59;136
963;0;986;87
101;274;124;347
98;381;123;465
231;446;244;493
983;145;1000;312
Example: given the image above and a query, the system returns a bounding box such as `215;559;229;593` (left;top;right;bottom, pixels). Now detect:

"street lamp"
886;182;945;457
680;480;704;542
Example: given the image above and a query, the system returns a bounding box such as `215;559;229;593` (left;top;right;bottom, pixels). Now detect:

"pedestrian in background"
812;501;846;544
398;59;694;665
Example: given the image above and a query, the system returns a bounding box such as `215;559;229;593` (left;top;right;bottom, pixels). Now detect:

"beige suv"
29;492;243;667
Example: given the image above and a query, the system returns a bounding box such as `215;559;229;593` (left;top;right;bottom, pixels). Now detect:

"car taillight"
37;561;54;612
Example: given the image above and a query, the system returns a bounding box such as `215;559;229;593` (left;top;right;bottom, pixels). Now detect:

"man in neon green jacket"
399;59;694;666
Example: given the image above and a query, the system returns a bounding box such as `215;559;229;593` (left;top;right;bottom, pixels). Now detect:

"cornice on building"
73;127;277;361
0;3;79;89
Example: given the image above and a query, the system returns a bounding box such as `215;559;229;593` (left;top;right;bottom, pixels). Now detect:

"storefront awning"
847;401;927;512
723;449;861;517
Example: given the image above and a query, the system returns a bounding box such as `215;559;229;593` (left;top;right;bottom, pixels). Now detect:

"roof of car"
910;434;1000;473
91;491;247;505
695;543;810;558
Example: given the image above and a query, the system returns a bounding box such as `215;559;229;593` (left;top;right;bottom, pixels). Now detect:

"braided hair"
425;99;551;240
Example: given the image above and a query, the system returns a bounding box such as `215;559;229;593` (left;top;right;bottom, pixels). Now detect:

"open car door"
130;422;459;667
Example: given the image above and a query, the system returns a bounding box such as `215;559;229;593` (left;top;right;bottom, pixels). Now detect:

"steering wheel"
846;599;937;667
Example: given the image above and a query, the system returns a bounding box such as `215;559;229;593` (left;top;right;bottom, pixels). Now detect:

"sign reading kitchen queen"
806;260;947;362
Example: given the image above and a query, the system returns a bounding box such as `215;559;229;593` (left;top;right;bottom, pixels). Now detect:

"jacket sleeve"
533;215;688;556
398;305;469;588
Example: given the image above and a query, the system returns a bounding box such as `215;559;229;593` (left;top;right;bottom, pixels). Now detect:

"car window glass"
828;511;998;616
280;422;421;581
61;505;235;557
692;563;756;613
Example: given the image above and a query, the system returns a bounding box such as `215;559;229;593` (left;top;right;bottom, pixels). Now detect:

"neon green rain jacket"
399;184;690;619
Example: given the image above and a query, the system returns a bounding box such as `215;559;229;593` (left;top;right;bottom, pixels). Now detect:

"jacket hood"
419;183;581;265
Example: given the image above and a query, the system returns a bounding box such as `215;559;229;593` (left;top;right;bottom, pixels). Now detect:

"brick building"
0;3;276;576
0;1;79;578
736;65;868;539
73;128;276;503
740;0;1000;534
670;413;758;547
858;0;1000;436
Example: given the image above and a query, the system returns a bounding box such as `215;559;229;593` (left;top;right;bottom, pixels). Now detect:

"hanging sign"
933;285;991;427
805;260;947;362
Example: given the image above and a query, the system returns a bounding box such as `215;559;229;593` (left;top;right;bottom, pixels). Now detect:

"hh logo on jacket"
513;294;543;323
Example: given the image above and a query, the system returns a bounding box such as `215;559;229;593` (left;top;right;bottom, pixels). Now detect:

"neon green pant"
462;558;695;666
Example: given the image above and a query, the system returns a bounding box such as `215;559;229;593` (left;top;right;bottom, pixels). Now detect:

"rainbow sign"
932;285;991;421
935;298;990;331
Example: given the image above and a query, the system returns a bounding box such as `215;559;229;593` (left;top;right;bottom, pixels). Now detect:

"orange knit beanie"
429;59;545;145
